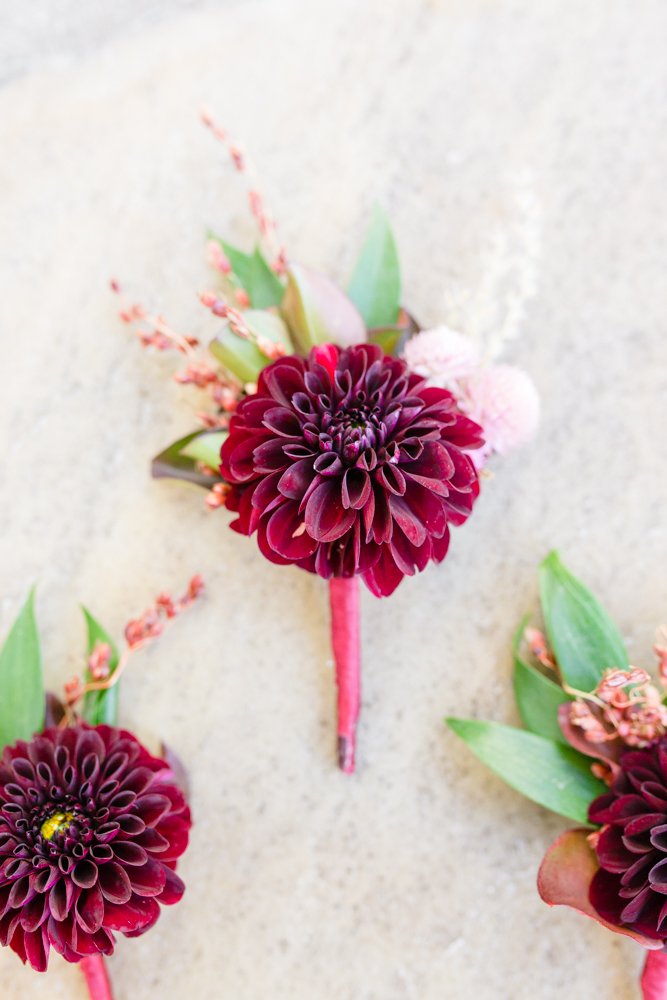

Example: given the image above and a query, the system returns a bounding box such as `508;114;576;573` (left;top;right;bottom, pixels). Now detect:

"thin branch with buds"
64;576;205;712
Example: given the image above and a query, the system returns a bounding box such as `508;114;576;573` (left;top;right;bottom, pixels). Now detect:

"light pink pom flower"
463;364;539;466
402;326;479;389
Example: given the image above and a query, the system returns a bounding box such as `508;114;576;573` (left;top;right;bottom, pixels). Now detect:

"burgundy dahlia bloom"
0;724;190;971
588;737;667;941
220;343;483;597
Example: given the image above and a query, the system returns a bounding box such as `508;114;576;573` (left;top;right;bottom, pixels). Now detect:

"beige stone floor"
1;0;667;997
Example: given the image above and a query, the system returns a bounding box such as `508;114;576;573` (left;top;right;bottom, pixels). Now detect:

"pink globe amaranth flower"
0;725;190;971
220;343;483;597
588;737;667;941
462;363;539;467
402;326;479;388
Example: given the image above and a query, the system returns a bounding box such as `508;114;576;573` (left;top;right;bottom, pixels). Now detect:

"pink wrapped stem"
81;956;113;1000
643;951;667;1000
329;577;361;773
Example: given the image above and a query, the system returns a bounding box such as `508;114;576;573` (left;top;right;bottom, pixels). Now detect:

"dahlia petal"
135;828;170;854
641;782;667;811
304;480;356;543
625;813;667;837
261;362;306;406
19;892;49;932
263;406;304;438
588;867;626;924
341;469;371;510
127;859;167;898
278;459;317;500
369;485;392;543
256;518;292;566
8;876;32;909
265;503;318;561
24;927;49;972
76;729;106;767
75;884;105;934
250;470;283;510
98;862;132;904
651;823;667;851
313;453;344;477
362;546;405;598
649;859;667;889
72;860;98;889
387;495;427;547
158;867;185;905
46;914;75;955
621;853;655;888
49;877;76;919
135;794;172;827
431;526;450;563
375;465;406;497
251;438;292;474
112;842;149;867
596;826;634;873
103;894;160;934
405;440;455;483
229;433;272;482
621;884;655;921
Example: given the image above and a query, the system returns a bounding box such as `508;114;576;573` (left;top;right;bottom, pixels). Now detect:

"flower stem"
642;950;667;1000
81;955;113;1000
329;576;361;774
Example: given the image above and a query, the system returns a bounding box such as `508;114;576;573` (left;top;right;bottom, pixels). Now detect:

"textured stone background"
1;1;666;997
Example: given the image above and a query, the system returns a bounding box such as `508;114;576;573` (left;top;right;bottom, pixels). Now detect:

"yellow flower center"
40;811;74;841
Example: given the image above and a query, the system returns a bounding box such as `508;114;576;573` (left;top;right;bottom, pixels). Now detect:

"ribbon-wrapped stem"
329;576;361;774
642;951;667;1000
81;955;113;1000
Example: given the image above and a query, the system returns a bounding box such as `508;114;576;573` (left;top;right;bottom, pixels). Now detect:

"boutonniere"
0;576;202;998
117;112;538;773
449;552;667;999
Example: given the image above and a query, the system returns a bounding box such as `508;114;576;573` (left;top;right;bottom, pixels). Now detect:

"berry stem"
329;576;361;774
81;955;114;1000
642;950;667;1000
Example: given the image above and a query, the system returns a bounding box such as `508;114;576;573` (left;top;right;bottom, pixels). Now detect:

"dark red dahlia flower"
220;343;483;597
0;724;190;971
588;737;667;941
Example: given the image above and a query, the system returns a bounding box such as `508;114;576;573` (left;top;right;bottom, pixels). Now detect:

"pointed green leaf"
513;657;571;744
246;249;285;308
0;589;45;747
211;238;284;308
182;431;226;470
446;718;604;823
282;264;366;352
81;609;120;727
348;205;401;328
217;239;253;288
210;310;292;383
539;551;628;692
152;430;222;489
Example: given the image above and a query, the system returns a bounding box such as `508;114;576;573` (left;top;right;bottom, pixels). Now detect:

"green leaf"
513;657;570;744
0;589;45;748
539;551;628;692
219;240;253;288
281;264;366;353
81;609;120;727
212;239;284;309
152;430;222;489
182;431;226;470
210;310;292;384
246;249;285;308
446;718;604;823
347;205;401;328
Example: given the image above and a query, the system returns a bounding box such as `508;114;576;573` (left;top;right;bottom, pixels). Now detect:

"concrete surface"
1;1;666;997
